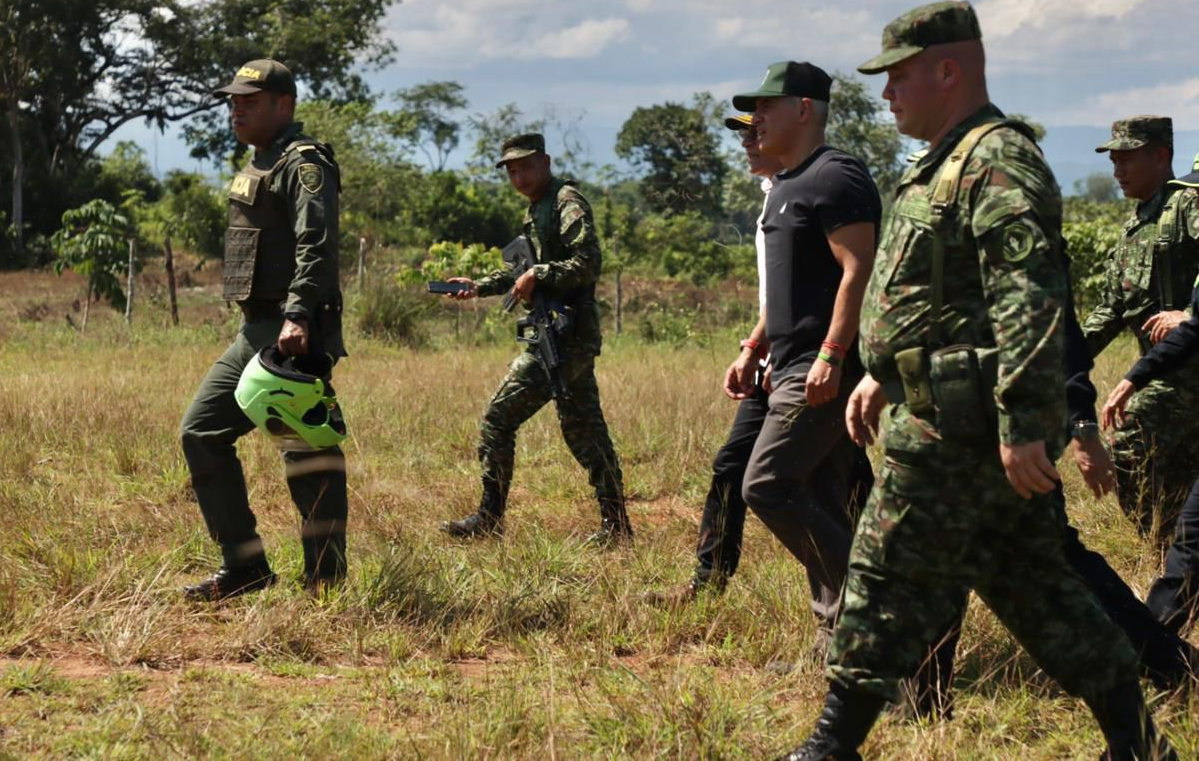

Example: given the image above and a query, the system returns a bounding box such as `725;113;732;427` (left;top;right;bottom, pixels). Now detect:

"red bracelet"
740;339;760;352
821;340;847;357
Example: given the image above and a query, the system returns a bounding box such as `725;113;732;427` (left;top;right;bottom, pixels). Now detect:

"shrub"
355;278;432;347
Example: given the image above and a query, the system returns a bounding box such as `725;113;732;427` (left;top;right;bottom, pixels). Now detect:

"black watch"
1071;420;1100;441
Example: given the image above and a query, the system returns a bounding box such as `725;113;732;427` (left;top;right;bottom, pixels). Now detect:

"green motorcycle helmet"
235;346;347;450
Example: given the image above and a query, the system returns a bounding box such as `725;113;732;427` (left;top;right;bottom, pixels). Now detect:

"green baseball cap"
495;133;545;168
1094;115;1173;153
858;1;982;75
724;114;753;131
732;61;832;112
1170;151;1199;188
212;59;297;99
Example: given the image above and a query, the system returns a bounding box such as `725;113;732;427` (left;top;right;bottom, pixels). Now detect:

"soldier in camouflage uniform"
181;60;348;600
1084;116;1199;537
440;134;632;546
780;4;1172;759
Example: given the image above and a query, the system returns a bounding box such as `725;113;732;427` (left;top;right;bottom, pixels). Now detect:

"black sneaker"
183;564;276;602
440;512;503;538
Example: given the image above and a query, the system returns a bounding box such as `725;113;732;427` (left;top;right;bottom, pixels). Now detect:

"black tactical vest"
223;139;334;302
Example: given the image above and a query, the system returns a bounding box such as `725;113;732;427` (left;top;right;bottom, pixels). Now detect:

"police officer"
1085;116;1199;536
440;134;632;546
180;59;348;600
780;3;1171;758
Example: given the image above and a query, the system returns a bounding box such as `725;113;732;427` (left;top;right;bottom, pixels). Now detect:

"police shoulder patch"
298;163;324;194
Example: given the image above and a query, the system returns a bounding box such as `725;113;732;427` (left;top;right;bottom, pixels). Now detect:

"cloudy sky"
119;0;1199;186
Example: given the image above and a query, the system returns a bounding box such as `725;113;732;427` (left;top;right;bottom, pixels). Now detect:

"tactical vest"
528;179;597;310
224;139;335;302
1149;186;1183;311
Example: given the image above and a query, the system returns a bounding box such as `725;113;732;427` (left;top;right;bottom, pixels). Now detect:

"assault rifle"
502;235;572;399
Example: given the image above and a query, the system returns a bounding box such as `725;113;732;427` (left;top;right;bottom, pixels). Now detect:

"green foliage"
355;279;432;347
827;74;905;199
400;241;505;286
1063;198;1131;311
394;81;468;172
50;199;133;311
402;173;522;249
630;211;752;285
615;95;728;217
137;172;226;259
1007;112;1048;142
1074;172;1120;204
465;103;546;177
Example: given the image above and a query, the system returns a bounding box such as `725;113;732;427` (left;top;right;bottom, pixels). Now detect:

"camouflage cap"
495;133;546;168
858;1;982;75
1094;115;1173;153
732;61;833;112
212;59;297;99
724;114;753;131
1170;151;1199;189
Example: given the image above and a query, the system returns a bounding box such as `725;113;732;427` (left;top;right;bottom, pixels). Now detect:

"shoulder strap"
928;120;1021;347
1156;189;1181;310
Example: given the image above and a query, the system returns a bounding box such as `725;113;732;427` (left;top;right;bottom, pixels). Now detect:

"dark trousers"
1147;476;1199;634
741;367;860;630
694;391;873;588
914;482;1197;708
180;317;348;580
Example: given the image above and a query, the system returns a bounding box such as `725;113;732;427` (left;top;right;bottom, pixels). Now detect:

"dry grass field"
0;266;1195;759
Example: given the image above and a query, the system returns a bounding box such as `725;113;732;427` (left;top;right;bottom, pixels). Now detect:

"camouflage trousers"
827;405;1138;702
1111;377;1199;537
477;350;625;518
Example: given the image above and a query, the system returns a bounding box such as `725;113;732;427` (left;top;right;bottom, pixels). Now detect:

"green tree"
615;94;727;217
51;199;133;329
139;171;226;259
1074;172;1120;204
394;80;468;172
827;74;905;199
1007;112;1048;142
465;103;545;177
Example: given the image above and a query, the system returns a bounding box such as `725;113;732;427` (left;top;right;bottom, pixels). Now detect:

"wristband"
820;340;847;357
817;351;842;368
740;339;760;352
1071;420;1100;441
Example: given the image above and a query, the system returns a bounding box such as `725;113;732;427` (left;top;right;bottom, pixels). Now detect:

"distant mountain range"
1041;126;1199;195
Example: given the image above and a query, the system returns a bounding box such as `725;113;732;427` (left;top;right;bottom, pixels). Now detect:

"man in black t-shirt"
734;61;882;651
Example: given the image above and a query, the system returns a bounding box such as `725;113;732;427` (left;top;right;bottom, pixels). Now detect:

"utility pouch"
895;347;934;416
928;344;996;439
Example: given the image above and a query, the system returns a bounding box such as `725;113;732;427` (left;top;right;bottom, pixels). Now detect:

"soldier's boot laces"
183;562;276;602
1089;680;1177;761
776;684;885;761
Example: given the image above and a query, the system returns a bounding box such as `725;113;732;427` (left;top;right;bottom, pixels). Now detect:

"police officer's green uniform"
180;60;348;599
1084;116;1199;535
781;4;1168;759
442;134;631;543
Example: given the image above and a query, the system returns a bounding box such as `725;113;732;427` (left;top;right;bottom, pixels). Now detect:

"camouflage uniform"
471;157;626;530
181;59;348;587
1083;116;1199;535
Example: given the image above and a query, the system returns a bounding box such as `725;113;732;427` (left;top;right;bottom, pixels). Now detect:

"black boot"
1087;680;1177;760
586;498;633;547
183;561;276;602
777;684;886;761
442;493;504;538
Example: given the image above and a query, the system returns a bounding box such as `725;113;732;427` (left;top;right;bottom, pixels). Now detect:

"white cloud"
520;18;630;60
1050;76;1199;126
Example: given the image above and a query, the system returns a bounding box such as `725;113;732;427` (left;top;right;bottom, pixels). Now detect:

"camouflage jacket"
860;104;1068;447
477;177;603;354
1081;183;1199;358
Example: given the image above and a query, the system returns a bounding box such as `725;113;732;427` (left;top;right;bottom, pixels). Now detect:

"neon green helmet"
235;347;347;450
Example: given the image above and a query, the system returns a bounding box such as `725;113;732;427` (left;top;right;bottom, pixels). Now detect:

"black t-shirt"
762;146;881;379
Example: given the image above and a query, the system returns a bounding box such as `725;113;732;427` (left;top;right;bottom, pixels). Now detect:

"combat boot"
1088;680;1177;760
776;684;885;761
183;562;276;602
442;492;504;538
587;498;633;547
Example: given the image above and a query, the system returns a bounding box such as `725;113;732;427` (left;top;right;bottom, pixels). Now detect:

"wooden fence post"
357;236;367;291
163;234;179;326
125;238;135;323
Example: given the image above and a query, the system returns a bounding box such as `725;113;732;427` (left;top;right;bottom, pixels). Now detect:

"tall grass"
0;270;1193;758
